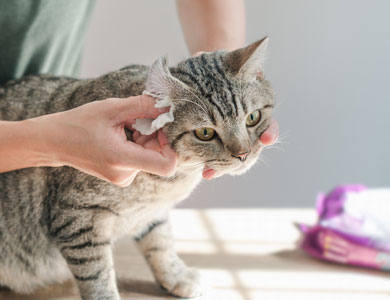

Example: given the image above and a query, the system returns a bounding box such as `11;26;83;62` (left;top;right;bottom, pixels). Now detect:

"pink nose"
232;151;250;162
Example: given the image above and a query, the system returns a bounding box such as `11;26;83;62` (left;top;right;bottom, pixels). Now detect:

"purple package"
299;185;390;271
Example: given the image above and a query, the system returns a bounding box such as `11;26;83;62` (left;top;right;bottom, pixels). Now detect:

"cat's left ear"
225;37;269;81
146;55;188;99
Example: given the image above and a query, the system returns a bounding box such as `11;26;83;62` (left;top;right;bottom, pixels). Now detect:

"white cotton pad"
132;91;174;135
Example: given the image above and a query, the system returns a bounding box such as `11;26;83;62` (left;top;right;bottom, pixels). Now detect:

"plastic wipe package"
132;91;174;135
299;185;390;271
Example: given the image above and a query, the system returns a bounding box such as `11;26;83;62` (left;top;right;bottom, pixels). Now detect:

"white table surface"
1;209;389;300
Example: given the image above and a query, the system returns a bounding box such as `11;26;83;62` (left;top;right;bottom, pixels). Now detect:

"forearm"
0;119;58;173
176;0;245;54
0;97;177;185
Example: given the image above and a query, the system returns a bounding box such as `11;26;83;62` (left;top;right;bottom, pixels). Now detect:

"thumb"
115;94;169;122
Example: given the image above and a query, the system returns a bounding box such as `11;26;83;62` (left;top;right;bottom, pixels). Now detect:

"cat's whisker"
274;131;290;146
264;137;287;151
185;162;205;169
183;158;218;169
188;158;232;170
171;82;209;113
273;102;282;111
264;145;285;152
275;136;289;144
256;155;269;167
171;98;208;115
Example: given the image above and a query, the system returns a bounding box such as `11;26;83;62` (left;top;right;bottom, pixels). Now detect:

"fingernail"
158;130;169;146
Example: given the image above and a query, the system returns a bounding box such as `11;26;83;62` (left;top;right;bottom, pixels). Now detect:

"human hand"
260;119;279;146
29;95;177;187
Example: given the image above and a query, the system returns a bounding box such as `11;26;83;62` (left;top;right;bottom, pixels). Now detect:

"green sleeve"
0;0;96;85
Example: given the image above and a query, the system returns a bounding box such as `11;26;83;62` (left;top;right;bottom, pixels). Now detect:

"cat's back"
0;75;81;121
0;64;150;121
0;75;80;120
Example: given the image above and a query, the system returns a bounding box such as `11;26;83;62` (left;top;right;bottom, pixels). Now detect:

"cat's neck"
143;161;203;183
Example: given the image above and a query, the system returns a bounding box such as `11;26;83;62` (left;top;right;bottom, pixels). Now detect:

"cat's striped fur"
0;38;273;300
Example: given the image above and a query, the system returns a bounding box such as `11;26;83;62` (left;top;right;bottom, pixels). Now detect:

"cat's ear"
146;56;188;99
225;37;269;81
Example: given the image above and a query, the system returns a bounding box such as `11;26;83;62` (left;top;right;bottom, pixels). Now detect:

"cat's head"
146;38;274;178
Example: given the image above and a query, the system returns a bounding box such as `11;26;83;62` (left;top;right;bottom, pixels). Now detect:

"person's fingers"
158;129;170;148
159;144;178;175
192;51;205;57
121;142;177;177
132;130;141;141
134;132;157;147
115;170;139;187
260;119;279;146
114;94;169;122
144;138;161;152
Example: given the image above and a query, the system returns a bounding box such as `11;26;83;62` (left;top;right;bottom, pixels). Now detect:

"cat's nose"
231;150;250;162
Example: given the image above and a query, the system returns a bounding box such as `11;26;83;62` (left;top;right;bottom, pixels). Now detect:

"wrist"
22;116;65;168
0;118;57;173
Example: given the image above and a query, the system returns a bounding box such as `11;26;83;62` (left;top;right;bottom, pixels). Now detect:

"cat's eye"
246;110;262;127
194;127;215;141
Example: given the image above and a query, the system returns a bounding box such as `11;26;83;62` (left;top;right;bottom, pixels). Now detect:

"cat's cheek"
252;138;264;153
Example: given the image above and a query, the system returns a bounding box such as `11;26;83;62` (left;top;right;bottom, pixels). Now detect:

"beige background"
80;0;390;208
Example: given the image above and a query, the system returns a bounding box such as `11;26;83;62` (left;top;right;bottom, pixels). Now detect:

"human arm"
0;95;177;186
176;0;246;54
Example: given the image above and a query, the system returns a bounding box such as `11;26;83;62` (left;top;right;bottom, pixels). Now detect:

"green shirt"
0;0;95;85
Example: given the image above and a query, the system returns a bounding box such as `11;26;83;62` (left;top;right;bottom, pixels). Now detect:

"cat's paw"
158;267;202;298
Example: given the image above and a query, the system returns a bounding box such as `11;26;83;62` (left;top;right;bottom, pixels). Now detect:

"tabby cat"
0;37;274;300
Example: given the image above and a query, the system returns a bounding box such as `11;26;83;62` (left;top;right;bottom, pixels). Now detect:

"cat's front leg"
54;224;120;300
135;218;202;298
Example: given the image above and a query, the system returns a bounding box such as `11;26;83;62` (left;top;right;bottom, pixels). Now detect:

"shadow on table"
117;278;167;297
0;278;167;300
0;280;78;300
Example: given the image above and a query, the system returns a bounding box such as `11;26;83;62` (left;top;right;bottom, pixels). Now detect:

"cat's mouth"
202;163;247;179
201;146;263;179
202;161;244;180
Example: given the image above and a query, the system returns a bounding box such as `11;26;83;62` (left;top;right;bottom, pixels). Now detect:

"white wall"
80;0;390;208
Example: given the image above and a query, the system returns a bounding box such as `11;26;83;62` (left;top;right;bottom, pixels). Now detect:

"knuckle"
111;175;129;187
105;172;122;184
160;161;176;177
137;95;144;112
142;94;155;114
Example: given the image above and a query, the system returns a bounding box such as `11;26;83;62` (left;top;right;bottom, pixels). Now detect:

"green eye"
246;110;261;127
194;127;215;141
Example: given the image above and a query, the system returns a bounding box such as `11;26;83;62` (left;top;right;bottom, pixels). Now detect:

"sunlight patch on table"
202;209;314;243
175;241;217;254
199;269;236;287
171;210;211;240
237;270;390;291
223;242;295;255
249;290;390;300
202;289;245;300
